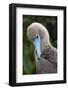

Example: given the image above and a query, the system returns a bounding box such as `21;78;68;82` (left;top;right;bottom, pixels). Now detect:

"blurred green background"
23;15;57;75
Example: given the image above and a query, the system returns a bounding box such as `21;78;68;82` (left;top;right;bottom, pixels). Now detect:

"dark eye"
36;35;38;39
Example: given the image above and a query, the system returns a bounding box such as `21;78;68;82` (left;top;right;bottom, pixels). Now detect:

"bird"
27;22;57;74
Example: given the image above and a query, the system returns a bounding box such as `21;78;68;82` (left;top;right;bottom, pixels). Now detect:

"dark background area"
23;15;57;75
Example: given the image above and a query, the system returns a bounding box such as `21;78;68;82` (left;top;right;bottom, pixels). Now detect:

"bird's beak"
33;34;41;58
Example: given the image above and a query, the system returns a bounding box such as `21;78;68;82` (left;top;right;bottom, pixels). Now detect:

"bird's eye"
36;35;38;39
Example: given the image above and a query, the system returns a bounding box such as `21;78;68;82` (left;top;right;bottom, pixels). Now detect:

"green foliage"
23;15;57;75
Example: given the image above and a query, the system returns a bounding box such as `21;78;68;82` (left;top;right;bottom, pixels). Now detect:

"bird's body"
35;45;57;74
27;22;57;74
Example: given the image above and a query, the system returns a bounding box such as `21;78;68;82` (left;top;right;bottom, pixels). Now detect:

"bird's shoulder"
41;45;57;65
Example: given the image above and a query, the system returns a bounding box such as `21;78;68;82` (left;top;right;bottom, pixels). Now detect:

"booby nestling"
27;22;57;74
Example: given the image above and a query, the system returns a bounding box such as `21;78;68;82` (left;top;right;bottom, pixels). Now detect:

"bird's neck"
41;37;51;51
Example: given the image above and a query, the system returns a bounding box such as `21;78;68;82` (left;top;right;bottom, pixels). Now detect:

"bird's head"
27;22;50;58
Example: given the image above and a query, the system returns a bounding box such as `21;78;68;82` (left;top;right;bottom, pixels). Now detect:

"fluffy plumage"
27;22;57;74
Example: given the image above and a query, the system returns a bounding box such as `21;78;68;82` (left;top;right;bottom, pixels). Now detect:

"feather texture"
35;45;57;74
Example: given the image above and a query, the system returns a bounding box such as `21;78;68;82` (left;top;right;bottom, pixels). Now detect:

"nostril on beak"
36;50;41;61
